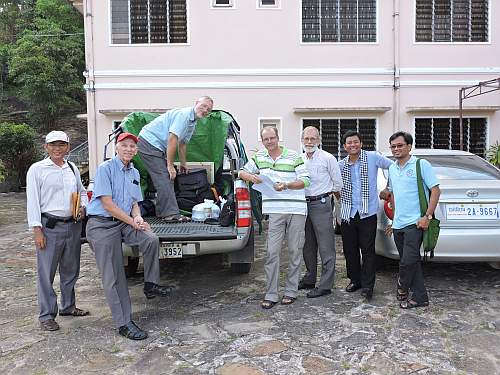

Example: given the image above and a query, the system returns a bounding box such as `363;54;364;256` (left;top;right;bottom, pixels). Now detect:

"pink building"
72;0;500;175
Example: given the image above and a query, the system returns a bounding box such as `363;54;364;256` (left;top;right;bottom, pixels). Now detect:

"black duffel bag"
175;168;213;211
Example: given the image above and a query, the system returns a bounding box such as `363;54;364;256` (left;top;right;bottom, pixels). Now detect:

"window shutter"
130;0;149;43
111;0;131;44
169;0;187;43
150;0;168;43
302;0;321;42
470;0;488;42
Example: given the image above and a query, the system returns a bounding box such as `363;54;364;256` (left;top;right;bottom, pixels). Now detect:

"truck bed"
145;217;237;241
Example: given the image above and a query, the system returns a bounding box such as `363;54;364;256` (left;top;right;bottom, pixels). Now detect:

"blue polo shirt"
339;151;393;219
87;156;143;217
138;107;196;152
388;156;439;229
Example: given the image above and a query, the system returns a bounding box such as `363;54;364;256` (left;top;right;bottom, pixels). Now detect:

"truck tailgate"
145;217;237;241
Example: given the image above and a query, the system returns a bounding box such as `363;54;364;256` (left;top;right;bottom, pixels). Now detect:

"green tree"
8;0;84;130
0;121;40;189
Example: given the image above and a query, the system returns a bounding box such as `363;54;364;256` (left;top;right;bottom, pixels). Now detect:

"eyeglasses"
390;143;407;150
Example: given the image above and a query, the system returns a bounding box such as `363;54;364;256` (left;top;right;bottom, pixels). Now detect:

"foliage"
0;160;6;183
0;121;40;188
485;141;500;168
8;0;84;130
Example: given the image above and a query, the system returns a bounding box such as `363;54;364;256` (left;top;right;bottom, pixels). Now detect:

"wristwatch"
426;214;433;220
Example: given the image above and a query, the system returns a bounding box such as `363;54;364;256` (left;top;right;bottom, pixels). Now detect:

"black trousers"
340;213;377;290
393;224;429;303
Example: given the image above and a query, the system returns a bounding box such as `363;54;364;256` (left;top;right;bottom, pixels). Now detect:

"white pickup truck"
85;110;257;276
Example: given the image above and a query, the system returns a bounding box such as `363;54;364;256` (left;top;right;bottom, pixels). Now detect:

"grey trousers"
264;214;306;302
86;217;160;327
393;224;429;304
137;137;179;217
302;198;336;291
37;217;82;322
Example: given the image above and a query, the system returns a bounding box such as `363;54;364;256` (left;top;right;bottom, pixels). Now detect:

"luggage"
175;168;214;211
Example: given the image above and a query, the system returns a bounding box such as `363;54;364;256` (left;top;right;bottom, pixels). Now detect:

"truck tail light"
235;186;251;227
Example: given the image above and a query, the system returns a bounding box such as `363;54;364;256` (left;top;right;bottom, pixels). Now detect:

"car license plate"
160;243;183;258
446;203;499;220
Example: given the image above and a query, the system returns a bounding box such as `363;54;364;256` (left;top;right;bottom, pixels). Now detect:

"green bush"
486;142;500;168
0;121;40;189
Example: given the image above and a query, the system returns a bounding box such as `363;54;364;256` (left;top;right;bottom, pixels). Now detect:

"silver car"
376;149;500;269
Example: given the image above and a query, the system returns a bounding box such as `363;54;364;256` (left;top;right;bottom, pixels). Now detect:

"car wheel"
230;262;252;274
124;256;139;277
488;262;500;270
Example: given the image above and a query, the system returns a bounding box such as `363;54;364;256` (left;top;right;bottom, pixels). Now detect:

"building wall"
83;0;500;175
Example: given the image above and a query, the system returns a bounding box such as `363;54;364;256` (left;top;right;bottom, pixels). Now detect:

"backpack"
174;168;214;211
219;194;235;227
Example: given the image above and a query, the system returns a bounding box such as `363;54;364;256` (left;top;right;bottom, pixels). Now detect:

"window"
111;0;187;44
258;0;278;7
212;0;233;7
415;0;488;42
258;118;282;140
302;0;377;43
414;117;487;157
302;118;376;159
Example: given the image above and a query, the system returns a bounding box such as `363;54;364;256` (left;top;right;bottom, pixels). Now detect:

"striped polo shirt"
242;146;310;215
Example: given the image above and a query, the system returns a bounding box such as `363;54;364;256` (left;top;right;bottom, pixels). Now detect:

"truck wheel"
124;256;139;277
230;262;252;274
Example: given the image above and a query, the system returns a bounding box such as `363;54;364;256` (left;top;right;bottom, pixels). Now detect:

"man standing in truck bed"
137;96;213;223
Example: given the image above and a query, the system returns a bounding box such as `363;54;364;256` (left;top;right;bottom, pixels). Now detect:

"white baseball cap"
45;130;69;143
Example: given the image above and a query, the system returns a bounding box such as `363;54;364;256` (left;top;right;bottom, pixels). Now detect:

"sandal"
396;288;408;301
59;307;90;317
261;300;277;309
399;299;429;309
280;296;296;305
162;214;191;223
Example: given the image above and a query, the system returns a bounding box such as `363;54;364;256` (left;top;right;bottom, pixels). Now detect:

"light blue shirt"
138;107;196;152
339;151;393;219
87;156;143;217
388;156;439;229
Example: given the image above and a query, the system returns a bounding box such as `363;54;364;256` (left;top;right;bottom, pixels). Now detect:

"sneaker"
143;283;174;299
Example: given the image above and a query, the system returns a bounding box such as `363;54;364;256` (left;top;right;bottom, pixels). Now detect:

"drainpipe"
392;0;401;133
84;0;98;177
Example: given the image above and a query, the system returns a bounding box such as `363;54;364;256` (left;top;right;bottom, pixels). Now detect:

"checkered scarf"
340;149;369;222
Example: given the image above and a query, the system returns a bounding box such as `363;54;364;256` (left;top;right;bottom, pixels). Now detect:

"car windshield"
415;155;500;180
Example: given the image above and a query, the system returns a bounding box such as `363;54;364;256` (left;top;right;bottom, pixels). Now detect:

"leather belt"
305;192;331;203
88;215;120;222
41;213;73;223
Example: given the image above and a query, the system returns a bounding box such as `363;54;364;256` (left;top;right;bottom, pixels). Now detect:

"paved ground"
1;192;499;375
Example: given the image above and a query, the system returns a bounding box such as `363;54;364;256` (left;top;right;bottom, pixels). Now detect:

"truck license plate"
160;243;183;258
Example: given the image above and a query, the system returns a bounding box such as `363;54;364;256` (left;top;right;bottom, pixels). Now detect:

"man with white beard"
299;126;343;298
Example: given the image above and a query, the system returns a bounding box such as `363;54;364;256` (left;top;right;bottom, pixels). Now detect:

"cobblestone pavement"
1;192;499;375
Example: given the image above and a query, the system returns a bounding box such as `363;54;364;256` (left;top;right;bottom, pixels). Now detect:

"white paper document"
251;174;304;200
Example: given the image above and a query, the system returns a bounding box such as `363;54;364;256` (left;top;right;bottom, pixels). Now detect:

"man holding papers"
239;126;310;309
26;131;89;332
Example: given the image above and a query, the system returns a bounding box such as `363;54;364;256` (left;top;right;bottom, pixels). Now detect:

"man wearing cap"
299;126;343;298
26;130;89;332
137;96;213;222
86;132;172;340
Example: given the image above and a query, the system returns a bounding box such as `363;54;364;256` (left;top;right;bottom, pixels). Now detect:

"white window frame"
300;117;379;159
258;118;283;141
257;0;280;9
108;0;190;46
413;0;491;44
412;116;489;155
211;0;234;8
300;0;379;45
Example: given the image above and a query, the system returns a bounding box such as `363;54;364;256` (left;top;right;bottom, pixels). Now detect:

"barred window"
414;118;487;157
302;0;377;43
111;0;187;44
302;118;376;159
415;0;488;42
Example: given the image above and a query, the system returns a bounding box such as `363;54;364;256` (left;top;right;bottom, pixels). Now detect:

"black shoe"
144;283;174;299
118;321;148;340
40;319;60;331
298;280;315;290
360;288;373;300
306;288;332;298
345;282;361;293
